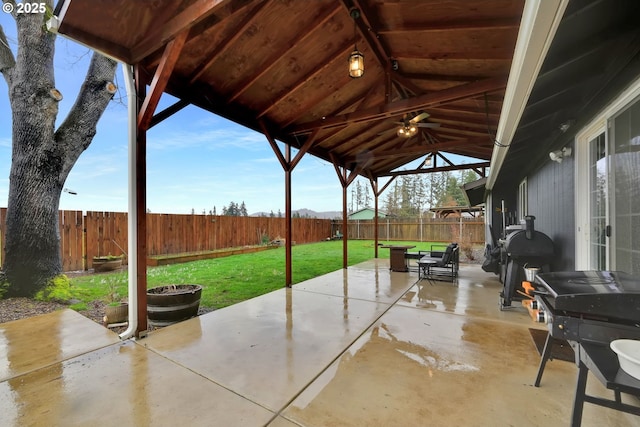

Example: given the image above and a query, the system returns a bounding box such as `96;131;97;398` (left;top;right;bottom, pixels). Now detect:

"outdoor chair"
417;243;459;283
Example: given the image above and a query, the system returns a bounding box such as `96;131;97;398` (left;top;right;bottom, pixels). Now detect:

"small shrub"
104;276;125;303
35;274;72;302
460;243;475;261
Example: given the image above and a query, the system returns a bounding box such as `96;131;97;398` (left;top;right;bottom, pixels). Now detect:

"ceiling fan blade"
409;112;430;123
416;122;440;128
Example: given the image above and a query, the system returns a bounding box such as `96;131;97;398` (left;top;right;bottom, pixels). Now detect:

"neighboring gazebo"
430;206;484;218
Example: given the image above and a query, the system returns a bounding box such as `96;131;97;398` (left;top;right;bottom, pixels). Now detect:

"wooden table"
380;245;415;272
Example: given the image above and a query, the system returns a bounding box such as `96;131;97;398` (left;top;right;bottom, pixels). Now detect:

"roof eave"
486;0;569;190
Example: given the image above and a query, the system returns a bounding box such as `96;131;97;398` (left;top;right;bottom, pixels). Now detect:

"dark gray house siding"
487;0;640;274
522;150;575;271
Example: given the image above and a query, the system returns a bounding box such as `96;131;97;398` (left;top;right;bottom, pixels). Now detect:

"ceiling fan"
395;112;440;138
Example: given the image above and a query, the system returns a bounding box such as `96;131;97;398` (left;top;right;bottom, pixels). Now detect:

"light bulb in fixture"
348;49;364;78
348;9;364;78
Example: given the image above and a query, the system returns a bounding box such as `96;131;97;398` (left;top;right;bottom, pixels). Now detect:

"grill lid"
536;271;640;296
505;230;554;258
536;271;640;322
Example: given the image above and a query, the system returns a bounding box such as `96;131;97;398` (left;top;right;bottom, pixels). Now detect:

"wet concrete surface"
1;260;637;426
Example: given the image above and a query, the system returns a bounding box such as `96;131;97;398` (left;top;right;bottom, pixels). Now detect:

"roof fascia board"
486;0;569;190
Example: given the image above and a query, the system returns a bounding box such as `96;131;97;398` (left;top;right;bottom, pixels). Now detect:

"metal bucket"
524;267;540;282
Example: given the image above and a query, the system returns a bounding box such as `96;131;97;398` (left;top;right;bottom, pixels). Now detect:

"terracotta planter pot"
147;284;202;327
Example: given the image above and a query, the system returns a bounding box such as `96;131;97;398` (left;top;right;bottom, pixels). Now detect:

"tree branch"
55;52;117;180
0;23;16;87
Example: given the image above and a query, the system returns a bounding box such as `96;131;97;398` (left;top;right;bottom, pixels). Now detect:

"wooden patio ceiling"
54;0;525;180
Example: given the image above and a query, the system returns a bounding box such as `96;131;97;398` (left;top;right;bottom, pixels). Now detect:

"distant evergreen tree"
222;201;247;216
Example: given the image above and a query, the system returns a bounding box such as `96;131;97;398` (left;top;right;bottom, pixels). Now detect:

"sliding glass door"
587;132;609;270
610;100;640;274
577;94;640;274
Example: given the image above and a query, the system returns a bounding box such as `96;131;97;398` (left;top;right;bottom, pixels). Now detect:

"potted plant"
105;301;129;324
146;284;202;327
103;277;128;325
92;254;124;272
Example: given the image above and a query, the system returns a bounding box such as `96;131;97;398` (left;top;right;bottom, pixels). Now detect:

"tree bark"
0;7;117;296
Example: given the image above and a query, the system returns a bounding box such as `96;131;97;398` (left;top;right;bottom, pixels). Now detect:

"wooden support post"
285;144;292;287
342;180;348;269
372;178;379;258
134;66;148;337
260;121;318;287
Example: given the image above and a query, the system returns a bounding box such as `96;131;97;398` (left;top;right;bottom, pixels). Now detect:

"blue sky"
0;15;356;215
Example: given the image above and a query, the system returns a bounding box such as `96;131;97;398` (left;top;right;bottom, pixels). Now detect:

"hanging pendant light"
348;9;364;78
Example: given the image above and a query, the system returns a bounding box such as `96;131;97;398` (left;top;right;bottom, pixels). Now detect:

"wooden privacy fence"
0;208;333;272
332;217;485;244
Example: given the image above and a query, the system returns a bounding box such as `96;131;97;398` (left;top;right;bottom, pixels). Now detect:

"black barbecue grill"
534;271;640;342
499;215;554;309
533;271;640;426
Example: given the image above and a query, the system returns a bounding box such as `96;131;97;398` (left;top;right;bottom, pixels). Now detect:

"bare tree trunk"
0;7;117;296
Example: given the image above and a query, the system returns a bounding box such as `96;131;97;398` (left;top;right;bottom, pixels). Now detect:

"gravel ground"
0;297;215;329
0;298;107;325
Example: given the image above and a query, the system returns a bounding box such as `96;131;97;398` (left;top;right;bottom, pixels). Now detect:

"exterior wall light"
549;147;572;163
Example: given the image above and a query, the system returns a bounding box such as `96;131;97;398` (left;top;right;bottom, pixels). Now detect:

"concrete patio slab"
142;286;399;412
0;340;275;426
1;261;638;426
0;309;120;381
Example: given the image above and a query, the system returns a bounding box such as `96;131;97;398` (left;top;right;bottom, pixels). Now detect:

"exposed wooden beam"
393;50;514;61
430;112;498;127
149;99;190;129
138;30;189;131
382;161;490;177
291;76;507;133
347;0;392;71
330;153;347;188
130;0;227;63
430;104;502;116
290;129;319;170
345;136;491;162
228;4;342;104
188;1;269;84
376;18;521;34
260;120;288;171
257;40;354;119
396;72;475;84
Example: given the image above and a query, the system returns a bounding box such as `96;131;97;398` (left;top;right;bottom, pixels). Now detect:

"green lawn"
69;240;438;311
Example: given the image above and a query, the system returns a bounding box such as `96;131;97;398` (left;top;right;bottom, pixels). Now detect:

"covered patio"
47;0;557;337
1;264;636;426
